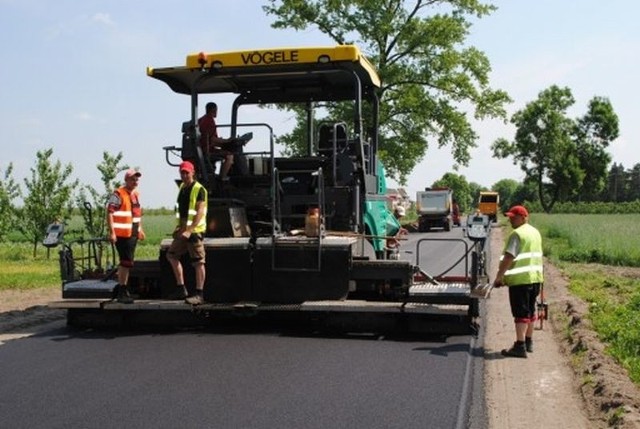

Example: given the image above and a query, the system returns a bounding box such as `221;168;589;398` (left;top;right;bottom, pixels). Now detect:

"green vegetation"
529;200;640;214
493;86;619;212
527;213;640;384
531;213;640;266
0;214;174;291
561;264;640;384
263;0;510;183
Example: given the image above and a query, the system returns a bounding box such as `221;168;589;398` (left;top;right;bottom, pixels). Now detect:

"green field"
526;213;640;384
0;214;174;289
530;213;640;267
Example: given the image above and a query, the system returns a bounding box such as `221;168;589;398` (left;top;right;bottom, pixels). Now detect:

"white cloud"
91;12;115;27
74;112;94;121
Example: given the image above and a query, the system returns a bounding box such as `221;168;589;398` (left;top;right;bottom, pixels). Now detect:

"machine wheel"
66;309;79;328
470;251;479;287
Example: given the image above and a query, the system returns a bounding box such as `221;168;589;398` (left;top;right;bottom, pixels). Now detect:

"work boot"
167;286;187;300
116;287;134;304
501;342;527;358
185;292;204;305
525;337;533;353
111;284;121;300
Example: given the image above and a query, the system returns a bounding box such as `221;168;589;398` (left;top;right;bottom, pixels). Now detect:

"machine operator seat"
317;122;348;156
180;120;214;186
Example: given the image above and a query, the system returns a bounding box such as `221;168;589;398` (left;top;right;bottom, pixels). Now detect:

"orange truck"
477;191;500;223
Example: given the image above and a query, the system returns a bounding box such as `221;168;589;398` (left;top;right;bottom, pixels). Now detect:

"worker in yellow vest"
166;161;208;305
493;205;543;358
107;168;145;303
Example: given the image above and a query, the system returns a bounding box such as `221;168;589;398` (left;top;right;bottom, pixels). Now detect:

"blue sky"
1;0;638;208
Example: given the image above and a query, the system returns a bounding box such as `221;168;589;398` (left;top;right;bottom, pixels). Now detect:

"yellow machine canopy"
147;45;380;103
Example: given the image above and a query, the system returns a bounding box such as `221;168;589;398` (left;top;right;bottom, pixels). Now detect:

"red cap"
505;205;528;218
179;161;195;173
124;169;141;180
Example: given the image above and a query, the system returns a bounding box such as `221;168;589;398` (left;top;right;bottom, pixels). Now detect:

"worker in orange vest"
107;168;145;303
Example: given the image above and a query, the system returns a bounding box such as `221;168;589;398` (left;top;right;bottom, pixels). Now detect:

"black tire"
470;251;479;287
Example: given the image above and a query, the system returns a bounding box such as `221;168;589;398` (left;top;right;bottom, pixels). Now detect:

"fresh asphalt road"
0;227;487;429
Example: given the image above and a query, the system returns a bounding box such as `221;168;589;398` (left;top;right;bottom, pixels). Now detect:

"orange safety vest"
112;187;140;238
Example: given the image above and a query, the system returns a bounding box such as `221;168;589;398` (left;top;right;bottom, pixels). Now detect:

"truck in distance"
477;191;500;223
416;187;454;232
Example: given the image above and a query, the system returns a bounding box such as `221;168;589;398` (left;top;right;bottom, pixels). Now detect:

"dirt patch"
0;288;65;333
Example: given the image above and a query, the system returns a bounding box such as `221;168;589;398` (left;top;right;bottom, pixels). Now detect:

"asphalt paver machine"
50;45;486;334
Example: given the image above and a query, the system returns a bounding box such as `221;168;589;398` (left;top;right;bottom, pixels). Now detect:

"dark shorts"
167;233;205;265
508;283;541;323
115;235;138;267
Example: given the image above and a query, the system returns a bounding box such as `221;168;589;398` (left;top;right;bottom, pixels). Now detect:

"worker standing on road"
166;161;208;305
107;168;145;304
492;205;543;358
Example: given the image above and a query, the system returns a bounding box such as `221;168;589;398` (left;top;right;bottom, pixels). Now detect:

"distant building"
386;187;411;211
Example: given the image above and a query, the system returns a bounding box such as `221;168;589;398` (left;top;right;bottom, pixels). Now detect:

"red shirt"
198;113;218;153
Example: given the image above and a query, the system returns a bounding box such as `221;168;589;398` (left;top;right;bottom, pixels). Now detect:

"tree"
627;163;640;202
491;178;519;212
602;163;627;202
0;163;20;241
18;148;79;256
468;181;484;211
492;85;618;212
75;152;129;238
513;177;538;208
573;97;619;201
432;172;471;213
263;0;511;183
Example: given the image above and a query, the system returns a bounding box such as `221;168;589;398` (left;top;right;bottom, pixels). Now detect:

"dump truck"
49;45;484;334
416;188;454;232
477;191;500;223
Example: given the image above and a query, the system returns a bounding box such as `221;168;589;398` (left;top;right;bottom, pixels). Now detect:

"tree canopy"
263;0;511;183
75;151;129;238
431;172;472;213
0;163;19;241
18;148;79;255
492;85;619;212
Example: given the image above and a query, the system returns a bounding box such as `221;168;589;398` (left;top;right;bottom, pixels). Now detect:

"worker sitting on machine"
198;102;238;181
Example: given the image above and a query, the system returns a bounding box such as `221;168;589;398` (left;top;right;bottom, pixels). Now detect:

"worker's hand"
387;238;400;249
108;230;116;244
138;229;146;241
180;229;192;240
493;277;504;288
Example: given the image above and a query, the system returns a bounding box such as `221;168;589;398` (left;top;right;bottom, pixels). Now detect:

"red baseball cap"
505;205;528;218
124;169;141;180
179;161;195;173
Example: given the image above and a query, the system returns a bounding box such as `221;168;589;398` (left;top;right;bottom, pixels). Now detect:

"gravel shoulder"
2;228;640;428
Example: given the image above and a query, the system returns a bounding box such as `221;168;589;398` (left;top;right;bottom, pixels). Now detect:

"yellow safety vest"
503;223;544;286
175;182;207;234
